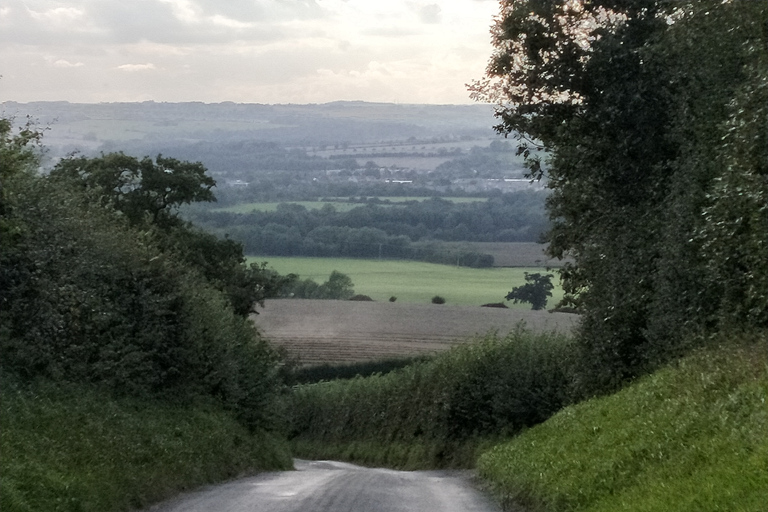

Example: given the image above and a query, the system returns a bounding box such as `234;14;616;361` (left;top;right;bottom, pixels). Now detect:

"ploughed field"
254;299;578;365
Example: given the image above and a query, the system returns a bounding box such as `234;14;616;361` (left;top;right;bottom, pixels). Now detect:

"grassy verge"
477;334;768;512
0;378;292;512
253;256;565;306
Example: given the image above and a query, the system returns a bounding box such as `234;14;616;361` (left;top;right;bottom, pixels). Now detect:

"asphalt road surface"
146;459;503;512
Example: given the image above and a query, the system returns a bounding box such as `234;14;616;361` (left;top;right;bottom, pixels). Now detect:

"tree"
1;118;286;430
50;152;291;317
506;272;554;310
50;152;215;227
472;0;767;388
318;270;355;300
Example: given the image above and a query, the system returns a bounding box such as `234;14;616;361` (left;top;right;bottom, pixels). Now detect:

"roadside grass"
477;333;768;512
0;377;292;512
253;256;564;307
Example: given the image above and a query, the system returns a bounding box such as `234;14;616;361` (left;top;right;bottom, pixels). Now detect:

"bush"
0;125;285;432
431;295;446;304
289;327;577;467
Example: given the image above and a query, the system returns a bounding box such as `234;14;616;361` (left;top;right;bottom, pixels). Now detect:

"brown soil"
253;299;579;366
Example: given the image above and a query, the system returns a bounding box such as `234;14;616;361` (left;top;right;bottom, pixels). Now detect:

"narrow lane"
146;460;502;512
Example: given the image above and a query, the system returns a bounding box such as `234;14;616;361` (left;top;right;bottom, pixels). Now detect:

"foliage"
505;272;553;310
472;0;768;388
477;334;768;512
0;377;291;512
289;327;576;468
431;295;446;304
49;153;289;317
50;152;215;228
0;117;286;431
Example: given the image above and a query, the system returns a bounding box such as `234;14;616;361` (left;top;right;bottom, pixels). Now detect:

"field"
255;299;578;366
253;257;573;365
253;256;565;305
213;197;487;213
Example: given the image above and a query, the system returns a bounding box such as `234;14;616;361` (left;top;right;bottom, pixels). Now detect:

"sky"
0;0;499;105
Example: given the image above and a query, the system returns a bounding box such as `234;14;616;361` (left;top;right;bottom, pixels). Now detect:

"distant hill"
3;101;500;160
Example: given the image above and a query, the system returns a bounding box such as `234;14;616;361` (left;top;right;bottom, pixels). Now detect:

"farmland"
213;197;488;214
255;256;565;305
255;299;577;366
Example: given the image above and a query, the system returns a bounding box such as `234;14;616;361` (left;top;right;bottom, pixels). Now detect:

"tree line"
188;193;546;264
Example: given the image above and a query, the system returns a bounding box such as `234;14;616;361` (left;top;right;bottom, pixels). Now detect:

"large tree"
50;152;216;228
50;153;290;317
472;0;767;389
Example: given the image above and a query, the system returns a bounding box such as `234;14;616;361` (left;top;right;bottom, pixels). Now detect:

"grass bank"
254;256;564;306
0;378;292;512
478;334;768;512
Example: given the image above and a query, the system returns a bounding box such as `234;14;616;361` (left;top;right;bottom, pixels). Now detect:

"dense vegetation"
471;0;767;389
188;192;546;264
0;118;292;510
290;327;575;468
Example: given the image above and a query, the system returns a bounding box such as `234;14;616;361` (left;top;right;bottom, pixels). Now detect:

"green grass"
253;256;564;307
0;378;292;512
477;335;768;512
213;197;487;213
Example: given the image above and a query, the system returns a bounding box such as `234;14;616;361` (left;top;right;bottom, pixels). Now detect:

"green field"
214;197;487;213
252;256;564;307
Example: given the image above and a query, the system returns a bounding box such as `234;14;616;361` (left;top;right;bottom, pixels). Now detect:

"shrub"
289;327;577;467
431;295;446;304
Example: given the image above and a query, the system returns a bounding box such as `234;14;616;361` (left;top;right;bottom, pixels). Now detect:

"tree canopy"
472;0;767;389
50;153;216;228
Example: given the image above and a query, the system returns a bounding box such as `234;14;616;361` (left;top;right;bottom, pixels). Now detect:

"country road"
146;460;503;512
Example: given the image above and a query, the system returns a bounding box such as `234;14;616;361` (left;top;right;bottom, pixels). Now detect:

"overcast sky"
0;0;498;104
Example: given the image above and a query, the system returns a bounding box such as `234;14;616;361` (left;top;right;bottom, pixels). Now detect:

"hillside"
478;337;768;511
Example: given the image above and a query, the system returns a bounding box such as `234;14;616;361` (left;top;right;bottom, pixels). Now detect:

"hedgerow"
289;326;576;467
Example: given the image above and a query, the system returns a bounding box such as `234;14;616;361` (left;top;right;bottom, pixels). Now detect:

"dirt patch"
254;299;579;365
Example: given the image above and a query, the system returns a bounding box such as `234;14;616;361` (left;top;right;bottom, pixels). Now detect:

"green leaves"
476;0;768;388
50;152;215;227
1;118;287;432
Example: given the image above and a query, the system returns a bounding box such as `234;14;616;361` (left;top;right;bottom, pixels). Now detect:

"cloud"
1;0;499;104
26;6;86;25
53;59;85;68
117;63;156;72
418;4;441;24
